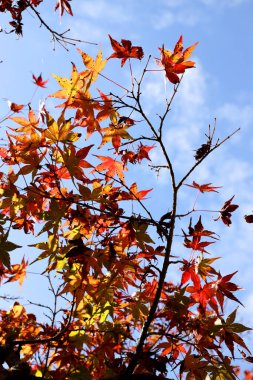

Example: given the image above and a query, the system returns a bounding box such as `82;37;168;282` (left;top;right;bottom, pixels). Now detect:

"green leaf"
69;330;87;349
226;308;237;325
230;323;252;333
0;237;22;269
232;332;251;353
1;240;21;251
100;301;112;323
139;303;149;316
0;250;11;269
134;222;154;249
69;367;92;379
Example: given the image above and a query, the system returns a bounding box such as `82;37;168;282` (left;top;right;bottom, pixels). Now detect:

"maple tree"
0;28;253;380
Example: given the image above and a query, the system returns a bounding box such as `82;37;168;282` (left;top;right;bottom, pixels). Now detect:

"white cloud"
67;0;141;54
68;19;105;42
152;0;249;29
240;294;253;326
173;62;207;122
217;103;253;130
201;0;250;7
162;62;210;175
75;0;132;23
140;56;253;198
142;73;167;112
153;7;204;29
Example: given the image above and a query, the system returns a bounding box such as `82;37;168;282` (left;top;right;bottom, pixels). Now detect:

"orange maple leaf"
108;35;144;67
185;181;221;193
99;120;133;152
156;35;198;84
77;48;107;85
93;155;126;183
119;183;152;201
9;109;39;133
5;257;28;286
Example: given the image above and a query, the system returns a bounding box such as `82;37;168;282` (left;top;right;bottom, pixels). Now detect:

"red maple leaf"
8;101;24;113
185;181;221;193
55;0;73;16
121;144;155;165
108;35;144;67
180;260;200;287
118;116;135;126
187;281;217;311
32;73;49;88
184;237;214;253
156;35;198;84
216;271;243;310
183;217;217;253
215;196;239;226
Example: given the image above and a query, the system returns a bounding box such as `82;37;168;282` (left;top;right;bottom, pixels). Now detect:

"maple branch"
158;77;182;140
131;81;177;192
99;73;130;92
25;181;169;232
27;2;97;50
42;276;61;377
147;331;197;347
27;300;53;314
13;291;76;346
124;75;186;377
0;294;20;302
124;178;178;378
115;135;156;148
177;127;240;189
92;168;155;223
113;80;177;196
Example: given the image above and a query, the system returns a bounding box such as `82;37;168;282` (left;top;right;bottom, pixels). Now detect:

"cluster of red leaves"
236;368;253;380
186;182;239;227
120;144;155;165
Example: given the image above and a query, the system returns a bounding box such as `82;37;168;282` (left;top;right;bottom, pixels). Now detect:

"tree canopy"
0;2;252;379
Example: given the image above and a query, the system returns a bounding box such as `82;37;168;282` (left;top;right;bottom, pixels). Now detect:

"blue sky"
1;0;253;338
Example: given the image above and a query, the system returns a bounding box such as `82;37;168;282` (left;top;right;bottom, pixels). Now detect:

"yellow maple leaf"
77;48;106;85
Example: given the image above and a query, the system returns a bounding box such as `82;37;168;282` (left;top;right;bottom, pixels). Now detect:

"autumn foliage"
0;29;253;380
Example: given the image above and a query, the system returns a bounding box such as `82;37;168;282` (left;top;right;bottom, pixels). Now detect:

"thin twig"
28;2;97;50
